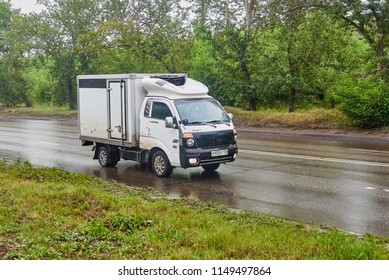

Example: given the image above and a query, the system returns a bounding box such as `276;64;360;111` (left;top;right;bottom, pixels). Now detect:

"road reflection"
92;163;238;208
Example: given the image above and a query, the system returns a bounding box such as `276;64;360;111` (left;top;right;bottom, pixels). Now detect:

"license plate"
211;149;228;157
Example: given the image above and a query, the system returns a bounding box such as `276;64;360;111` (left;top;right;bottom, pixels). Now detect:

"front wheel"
151;151;173;177
202;163;220;172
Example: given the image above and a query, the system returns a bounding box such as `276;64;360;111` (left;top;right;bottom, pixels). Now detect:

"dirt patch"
0;233;17;259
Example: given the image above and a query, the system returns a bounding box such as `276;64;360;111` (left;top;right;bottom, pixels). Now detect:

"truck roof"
77;73;210;99
142;77;209;99
77;73;186;80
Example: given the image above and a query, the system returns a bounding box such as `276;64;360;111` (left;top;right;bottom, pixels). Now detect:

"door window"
150;102;172;120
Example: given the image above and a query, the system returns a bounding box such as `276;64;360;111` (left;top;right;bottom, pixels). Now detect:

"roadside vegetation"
0;1;388;129
0;161;388;260
0;105;77;119
226;107;353;129
3;104;386;133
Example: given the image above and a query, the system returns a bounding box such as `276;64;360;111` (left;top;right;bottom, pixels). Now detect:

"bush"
338;79;389;128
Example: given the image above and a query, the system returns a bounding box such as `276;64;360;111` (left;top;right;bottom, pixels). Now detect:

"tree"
0;0;12;56
267;0;329;112
191;0;267;110
78;0;193;74
0;1;29;107
330;0;389;80
121;0;193;73
34;0;104;109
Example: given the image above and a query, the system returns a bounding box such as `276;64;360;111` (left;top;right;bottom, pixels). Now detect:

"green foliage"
338;79;389;128
330;0;389;81
0;3;29;106
0;52;29;107
34;0;106;109
188;39;221;98
0;0;388;128
22;59;54;104
0;1;12;54
77;0;192;74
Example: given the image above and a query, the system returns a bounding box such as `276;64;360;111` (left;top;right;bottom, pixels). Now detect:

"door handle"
115;125;122;133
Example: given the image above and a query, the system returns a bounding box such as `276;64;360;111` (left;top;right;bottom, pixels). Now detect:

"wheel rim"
154;155;166;176
99;149;108;166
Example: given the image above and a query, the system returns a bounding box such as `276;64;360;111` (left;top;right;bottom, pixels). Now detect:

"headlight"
186;138;195;147
183;132;196;148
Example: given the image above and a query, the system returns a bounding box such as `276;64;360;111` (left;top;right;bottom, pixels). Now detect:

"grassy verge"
226;107;352;129
0;105;77;119
0;161;388;260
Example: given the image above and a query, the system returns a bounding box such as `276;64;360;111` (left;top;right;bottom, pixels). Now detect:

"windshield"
175;98;230;125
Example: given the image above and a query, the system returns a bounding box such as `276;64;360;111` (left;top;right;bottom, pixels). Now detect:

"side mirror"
165;116;175;128
227;113;234;121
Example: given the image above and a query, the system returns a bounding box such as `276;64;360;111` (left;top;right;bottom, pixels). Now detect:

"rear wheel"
151;151;173;177
202;163;220;172
98;146;117;167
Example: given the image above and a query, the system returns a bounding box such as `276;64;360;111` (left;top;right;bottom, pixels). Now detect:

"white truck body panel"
78;74;150;146
78;88;108;139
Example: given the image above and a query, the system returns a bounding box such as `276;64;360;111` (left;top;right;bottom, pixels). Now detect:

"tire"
151;151;173;177
202;163;220;172
98;146;117;167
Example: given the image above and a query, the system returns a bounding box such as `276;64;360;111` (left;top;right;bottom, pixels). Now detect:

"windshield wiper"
181;119;204;125
185;120;230;127
206;120;222;124
206;120;231;126
187;121;205;125
186;120;217;127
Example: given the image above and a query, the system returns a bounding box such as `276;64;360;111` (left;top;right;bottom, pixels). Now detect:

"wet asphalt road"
0;118;388;237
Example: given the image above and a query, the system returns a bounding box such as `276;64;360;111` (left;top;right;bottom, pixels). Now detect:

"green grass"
0;161;388;260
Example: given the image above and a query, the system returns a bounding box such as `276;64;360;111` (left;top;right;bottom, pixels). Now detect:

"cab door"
140;99;180;166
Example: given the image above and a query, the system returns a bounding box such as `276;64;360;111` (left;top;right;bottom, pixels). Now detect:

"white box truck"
77;73;238;177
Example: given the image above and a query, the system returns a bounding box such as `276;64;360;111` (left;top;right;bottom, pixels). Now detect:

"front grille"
193;130;234;148
200;156;233;165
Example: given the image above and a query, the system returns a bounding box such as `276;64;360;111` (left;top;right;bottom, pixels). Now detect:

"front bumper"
180;144;238;169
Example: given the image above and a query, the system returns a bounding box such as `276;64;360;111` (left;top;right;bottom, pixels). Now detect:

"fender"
139;136;180;166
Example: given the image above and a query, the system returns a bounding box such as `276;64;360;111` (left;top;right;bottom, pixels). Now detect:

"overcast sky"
10;0;45;14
